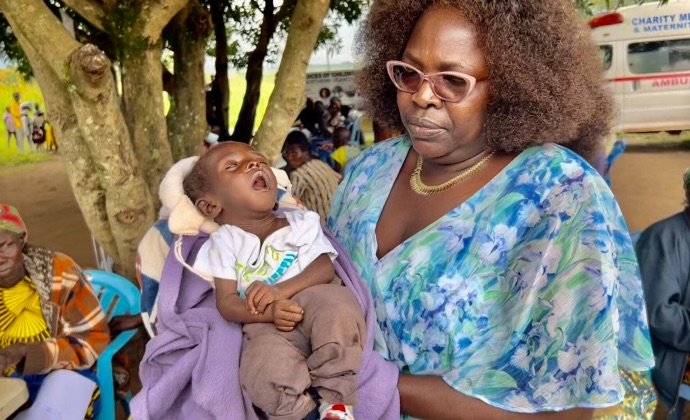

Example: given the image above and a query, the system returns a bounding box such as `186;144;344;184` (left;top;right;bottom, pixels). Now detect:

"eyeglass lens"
392;64;471;101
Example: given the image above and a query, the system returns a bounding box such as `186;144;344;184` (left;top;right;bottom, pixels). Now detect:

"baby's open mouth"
251;171;270;191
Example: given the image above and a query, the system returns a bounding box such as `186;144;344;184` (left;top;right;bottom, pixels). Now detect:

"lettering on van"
651;76;690;88
632;13;690;33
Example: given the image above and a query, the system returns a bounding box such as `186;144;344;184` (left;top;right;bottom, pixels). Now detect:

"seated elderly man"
0;204;109;417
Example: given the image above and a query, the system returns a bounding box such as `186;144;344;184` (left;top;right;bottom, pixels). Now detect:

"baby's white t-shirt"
193;210;337;296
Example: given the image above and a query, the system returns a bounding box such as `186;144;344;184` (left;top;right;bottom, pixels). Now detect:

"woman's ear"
195;197;223;219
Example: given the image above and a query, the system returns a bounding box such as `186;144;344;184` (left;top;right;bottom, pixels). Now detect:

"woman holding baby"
328;0;656;419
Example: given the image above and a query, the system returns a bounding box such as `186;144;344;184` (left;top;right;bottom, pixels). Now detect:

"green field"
227;71;276;130
0;69;50;165
0;68;277;163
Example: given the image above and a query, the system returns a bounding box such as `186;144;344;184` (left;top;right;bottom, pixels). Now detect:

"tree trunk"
7;22;121;264
120;39;175;202
231;0;275;143
210;0;229;136
253;0;330;164
167;0;212;161
0;0;190;280
68;45;156;279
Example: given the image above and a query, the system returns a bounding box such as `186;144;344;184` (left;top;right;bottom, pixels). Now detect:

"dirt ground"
0;159;97;267
1;150;689;266
610;149;690;232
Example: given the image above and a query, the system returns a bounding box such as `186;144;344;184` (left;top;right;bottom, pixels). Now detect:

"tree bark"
61;0;105;32
253;0;330;164
210;0;229;136
167;0;212;160
231;0;276;143
120;40;174;202
107;0;188;204
6;17;121;264
68;44;156;279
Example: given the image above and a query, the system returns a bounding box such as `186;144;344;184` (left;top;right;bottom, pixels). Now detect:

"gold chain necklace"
409;151;495;195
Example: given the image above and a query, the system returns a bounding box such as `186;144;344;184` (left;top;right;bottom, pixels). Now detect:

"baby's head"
183;142;278;224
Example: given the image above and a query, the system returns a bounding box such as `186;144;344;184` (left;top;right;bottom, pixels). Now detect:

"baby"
184;142;364;420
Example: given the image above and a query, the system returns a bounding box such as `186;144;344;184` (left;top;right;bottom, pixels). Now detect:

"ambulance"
590;0;690;133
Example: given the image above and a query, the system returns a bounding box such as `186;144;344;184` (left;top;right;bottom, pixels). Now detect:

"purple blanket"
131;231;400;419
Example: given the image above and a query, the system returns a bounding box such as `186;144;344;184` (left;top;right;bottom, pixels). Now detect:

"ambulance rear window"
628;39;690;74
599;45;613;71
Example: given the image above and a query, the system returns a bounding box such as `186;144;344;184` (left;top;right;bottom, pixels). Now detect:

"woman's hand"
0;345;27;372
399;374;594;420
245;281;281;315
271;299;304;332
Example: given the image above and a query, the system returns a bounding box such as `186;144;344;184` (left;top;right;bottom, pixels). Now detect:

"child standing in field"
3;106;17;149
185;141;364;420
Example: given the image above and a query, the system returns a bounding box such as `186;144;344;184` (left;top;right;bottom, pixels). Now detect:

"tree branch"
9;26;121;263
140;0;191;41
250;0;264;15
0;0;82;77
253;0;330;163
60;0;105;32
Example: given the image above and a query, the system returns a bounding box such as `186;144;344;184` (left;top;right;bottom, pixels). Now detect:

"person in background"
31;111;46;149
331;127;361;174
3;106;18;150
0;204;110;418
203;126;221;151
44;120;58;152
297;98;322;137
9;93;25;153
636;167;690;420
322;97;345;136
283;131;341;224
19;102;34;152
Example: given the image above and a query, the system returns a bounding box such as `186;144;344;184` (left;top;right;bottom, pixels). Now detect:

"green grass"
0;141;52;166
228;71;275;131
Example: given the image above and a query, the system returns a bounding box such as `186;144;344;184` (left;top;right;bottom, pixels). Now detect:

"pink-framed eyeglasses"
386;60;484;103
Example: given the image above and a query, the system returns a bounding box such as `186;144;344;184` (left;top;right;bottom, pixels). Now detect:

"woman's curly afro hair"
356;0;614;161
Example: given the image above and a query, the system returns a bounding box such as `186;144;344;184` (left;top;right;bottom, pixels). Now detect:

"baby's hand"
245;281;281;314
271;299;304;332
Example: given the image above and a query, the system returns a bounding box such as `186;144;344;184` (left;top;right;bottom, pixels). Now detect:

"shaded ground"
0;159;97;267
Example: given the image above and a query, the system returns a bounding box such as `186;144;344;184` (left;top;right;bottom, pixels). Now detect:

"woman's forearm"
398;374;594;420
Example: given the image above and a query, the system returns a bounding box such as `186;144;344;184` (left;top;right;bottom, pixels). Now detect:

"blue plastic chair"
604;140;627;187
84;270;141;420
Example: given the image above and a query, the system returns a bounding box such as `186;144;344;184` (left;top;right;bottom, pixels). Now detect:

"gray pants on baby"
240;283;365;420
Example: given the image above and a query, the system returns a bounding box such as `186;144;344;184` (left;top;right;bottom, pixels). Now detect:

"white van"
590;0;690;133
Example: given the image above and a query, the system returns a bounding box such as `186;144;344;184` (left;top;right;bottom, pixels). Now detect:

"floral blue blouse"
328;136;654;413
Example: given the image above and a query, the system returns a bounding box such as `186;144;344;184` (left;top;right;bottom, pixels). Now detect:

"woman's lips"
407;118;445;138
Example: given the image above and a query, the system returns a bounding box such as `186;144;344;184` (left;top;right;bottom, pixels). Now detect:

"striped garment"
289;160;342;223
20;246;110;375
